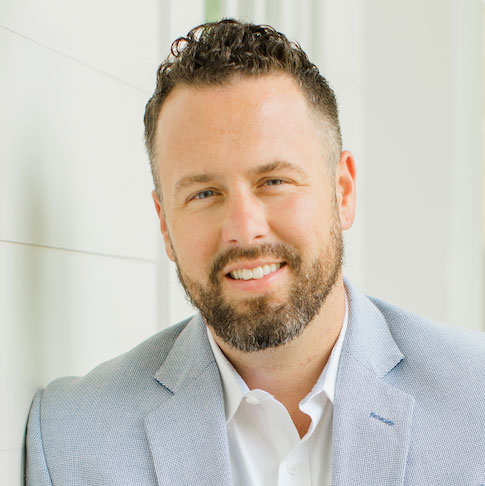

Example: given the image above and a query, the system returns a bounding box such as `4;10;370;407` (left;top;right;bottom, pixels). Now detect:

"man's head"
145;20;356;352
144;19;342;200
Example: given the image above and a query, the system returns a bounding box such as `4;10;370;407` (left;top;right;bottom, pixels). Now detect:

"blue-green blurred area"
205;0;222;21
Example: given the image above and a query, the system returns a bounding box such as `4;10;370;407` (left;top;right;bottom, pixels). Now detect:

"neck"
209;276;346;437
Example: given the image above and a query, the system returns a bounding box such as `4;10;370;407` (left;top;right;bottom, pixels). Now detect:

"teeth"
230;263;282;280
252;266;264;279
242;269;252;280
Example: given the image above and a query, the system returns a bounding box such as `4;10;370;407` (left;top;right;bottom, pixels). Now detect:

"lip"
223;259;285;275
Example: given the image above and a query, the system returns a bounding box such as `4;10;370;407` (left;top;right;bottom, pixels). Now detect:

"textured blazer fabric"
25;281;485;485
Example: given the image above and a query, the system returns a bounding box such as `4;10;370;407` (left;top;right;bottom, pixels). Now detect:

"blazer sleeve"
25;389;53;486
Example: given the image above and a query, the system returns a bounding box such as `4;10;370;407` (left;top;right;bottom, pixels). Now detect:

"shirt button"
245;396;260;405
287;461;299;475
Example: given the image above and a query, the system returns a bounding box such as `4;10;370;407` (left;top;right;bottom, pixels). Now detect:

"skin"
152;73;356;437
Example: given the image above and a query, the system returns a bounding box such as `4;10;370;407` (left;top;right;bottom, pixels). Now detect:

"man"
26;19;485;485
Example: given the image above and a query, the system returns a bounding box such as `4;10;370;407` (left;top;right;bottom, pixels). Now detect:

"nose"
222;192;270;246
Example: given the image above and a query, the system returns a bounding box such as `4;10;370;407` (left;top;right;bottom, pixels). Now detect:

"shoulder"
26;317;199;482
370;296;485;356
40;317;193;412
369;296;485;383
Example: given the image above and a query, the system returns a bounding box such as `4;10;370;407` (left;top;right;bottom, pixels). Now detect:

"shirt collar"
207;292;349;422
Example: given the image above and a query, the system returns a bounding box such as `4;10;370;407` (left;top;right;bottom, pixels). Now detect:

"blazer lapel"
144;315;232;486
332;282;415;486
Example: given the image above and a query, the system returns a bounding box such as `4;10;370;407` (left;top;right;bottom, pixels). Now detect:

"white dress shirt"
207;297;348;486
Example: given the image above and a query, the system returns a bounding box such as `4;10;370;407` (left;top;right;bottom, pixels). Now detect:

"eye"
263;179;286;186
191;189;216;201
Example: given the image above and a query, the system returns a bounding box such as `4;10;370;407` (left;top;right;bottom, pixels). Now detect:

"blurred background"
1;0;483;483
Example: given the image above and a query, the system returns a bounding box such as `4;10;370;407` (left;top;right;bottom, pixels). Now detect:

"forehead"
154;74;325;190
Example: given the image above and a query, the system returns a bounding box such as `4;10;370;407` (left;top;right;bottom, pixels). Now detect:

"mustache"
209;242;302;284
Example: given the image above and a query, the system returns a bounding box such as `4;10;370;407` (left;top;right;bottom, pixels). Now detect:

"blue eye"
193;190;215;200
264;179;285;186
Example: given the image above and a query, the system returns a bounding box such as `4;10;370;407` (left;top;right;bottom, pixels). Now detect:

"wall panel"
0;28;159;260
0;0;160;91
0;448;23;486
361;0;482;329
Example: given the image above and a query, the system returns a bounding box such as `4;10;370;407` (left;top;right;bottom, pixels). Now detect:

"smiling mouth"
227;262;286;281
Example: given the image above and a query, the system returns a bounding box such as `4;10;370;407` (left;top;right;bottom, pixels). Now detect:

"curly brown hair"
144;19;342;197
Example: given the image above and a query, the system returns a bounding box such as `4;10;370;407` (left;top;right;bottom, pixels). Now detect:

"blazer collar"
332;280;415;485
153;313;216;393
144;314;232;486
342;279;404;377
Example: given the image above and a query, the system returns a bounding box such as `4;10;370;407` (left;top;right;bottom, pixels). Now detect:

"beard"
172;207;344;352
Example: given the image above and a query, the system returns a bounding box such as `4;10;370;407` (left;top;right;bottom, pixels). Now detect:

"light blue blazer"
26;281;485;485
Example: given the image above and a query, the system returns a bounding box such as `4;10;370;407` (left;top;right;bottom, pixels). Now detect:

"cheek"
269;193;332;247
170;217;220;275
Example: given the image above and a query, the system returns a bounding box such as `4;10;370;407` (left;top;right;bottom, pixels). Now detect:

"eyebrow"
173;160;306;196
250;160;307;177
174;173;216;196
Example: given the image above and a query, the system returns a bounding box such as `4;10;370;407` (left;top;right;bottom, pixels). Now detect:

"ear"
152;190;176;262
335;150;356;230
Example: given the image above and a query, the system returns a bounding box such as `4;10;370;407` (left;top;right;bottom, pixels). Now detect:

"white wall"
358;0;482;332
0;1;180;483
1;1;483;484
